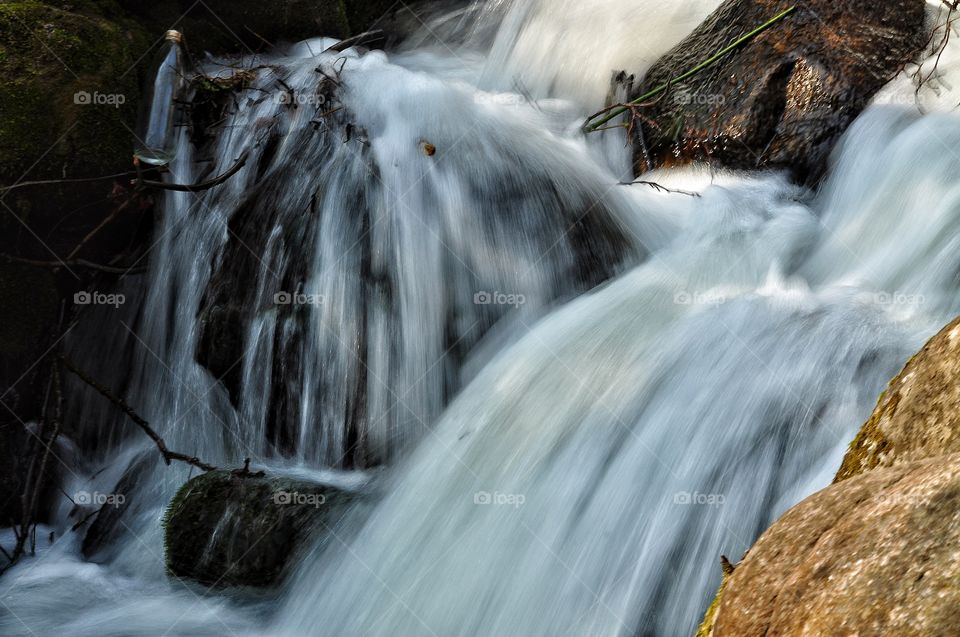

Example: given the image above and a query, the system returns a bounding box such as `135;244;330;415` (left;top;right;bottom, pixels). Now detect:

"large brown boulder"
632;0;926;184
836;316;960;481
705;454;960;637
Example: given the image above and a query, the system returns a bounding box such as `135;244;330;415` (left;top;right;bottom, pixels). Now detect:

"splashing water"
4;1;960;636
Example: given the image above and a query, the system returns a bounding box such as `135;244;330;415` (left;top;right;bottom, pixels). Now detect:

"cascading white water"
271;109;960;637
3;1;960;636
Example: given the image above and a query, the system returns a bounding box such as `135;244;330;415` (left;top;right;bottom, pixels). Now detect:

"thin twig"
243;25;275;50
60;356;218;473
27;363;61;556
0;253;148;274
621;180;702;197
324;29;386;53
0;172;140;193
70;506;104;533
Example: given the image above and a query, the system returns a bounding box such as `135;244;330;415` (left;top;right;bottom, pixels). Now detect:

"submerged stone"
163;469;357;587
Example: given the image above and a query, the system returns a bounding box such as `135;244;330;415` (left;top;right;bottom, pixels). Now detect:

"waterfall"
273;110;960;637
3;1;960;636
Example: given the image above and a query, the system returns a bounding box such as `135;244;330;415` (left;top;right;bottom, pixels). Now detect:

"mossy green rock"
836;315;960;482
0;1;148;252
164;470;355;587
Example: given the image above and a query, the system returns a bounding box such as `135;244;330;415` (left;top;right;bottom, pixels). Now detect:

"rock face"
836;316;960;481
632;0;926;184
163;470;357;587
706;455;960;637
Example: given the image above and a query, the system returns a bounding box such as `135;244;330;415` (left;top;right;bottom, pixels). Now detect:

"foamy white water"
3;1;960;636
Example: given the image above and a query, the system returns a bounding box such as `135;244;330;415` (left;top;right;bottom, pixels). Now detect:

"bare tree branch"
60;356;218;473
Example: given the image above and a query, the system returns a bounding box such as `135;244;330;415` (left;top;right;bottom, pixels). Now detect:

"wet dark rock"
632;0;926;184
163;469;357;587
195;113;635;467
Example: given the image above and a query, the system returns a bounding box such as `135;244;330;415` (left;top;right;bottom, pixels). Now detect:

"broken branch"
60;356;217;473
137;149;250;193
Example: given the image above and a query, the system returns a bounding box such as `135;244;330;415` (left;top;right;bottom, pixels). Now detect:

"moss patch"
0;1;149;243
834;387;898;482
163;470;356;587
695;561;733;637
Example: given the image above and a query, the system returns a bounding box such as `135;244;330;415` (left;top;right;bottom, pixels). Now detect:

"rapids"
3;1;960;636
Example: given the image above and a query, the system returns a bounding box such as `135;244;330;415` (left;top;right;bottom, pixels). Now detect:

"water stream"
2;1;960;635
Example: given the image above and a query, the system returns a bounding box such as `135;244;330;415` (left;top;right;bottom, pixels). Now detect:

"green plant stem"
584;4;797;132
